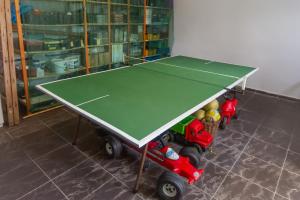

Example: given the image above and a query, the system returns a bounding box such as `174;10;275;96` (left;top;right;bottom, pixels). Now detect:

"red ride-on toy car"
103;135;204;200
219;90;239;129
164;116;214;158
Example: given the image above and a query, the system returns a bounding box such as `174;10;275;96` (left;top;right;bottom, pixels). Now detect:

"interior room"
0;0;299;200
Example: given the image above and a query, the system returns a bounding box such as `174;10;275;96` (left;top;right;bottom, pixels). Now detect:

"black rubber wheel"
220;117;228;130
162;132;174;143
193;143;204;154
179;147;201;169
157;171;186;200
104;136;123;158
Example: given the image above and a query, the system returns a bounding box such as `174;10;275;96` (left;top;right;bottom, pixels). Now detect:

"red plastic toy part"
185;119;214;149
147;141;204;184
220;95;239;129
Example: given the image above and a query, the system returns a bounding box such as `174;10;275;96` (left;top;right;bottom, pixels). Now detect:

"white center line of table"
76;94;110;107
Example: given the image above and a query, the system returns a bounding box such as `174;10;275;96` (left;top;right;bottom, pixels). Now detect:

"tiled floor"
0;90;300;200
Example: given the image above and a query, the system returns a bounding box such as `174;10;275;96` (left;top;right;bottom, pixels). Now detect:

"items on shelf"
31;55;47;78
113;28;128;43
146;33;160;40
49;53;81;74
131;44;143;57
89;47;110;67
21;9;83;25
111;0;127;3
22;36;84;52
15;52;83;79
89;30;109;46
145;48;157;56
112;44;124;63
147;0;169;8
88;14;108;24
13;0;171;113
130;25;143;42
112;13;125;23
146;8;152;24
130;0;144;6
130;7;144;23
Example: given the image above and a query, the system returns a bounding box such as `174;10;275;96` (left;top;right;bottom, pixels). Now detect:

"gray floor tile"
195;162;228;196
19;182;66;200
93;147;138;175
0;141;31;176
213;173;274;200
238;109;265;124
183;186;212;200
232;153;281;191
84;178;142;200
135;165;164;200
293;124;300;138
216;129;250;151
254;126;291;149
243;93;278;114
290;135;300;154
16;127;67;160
276;170;300;200
273;194;289;200
0;127;7;133
51;118;94;143
284;150;300;175
110;157;162;198
8;117;47;139
245;138;287;167
237;90;256;108
0;160;48;200
272;98;300;125
262;116;294;134
38;108;76;127
36;144;87;178
0;132;12;145
54;159;113;200
290;137;300;153
205;143;240;170
227;119;259;137
76;132;103;158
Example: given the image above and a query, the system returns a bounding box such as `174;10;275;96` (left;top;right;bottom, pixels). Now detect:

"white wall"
172;0;300;99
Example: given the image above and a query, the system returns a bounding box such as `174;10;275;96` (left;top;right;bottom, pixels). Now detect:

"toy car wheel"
193;143;204;154
179;147;201;169
104;136;123;158
157;171;185;200
220;117;228;130
162;132;174;143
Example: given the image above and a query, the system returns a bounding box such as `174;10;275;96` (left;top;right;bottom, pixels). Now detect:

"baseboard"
246;88;300;102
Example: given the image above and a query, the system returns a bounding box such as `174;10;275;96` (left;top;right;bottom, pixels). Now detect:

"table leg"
72;115;82;145
242;77;247;95
134;143;149;192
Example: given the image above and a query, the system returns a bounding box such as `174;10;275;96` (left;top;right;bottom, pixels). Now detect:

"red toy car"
183;118;214;150
103;135;204;200
164;116;213;164
220;91;239;129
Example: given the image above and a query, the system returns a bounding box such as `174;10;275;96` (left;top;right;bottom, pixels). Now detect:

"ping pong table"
37;55;257;193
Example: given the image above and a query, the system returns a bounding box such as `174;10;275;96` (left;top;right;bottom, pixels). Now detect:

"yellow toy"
194;109;206;120
203;99;219;111
205;109;221;122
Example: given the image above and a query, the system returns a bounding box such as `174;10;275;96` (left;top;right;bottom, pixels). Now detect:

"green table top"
37;56;257;147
